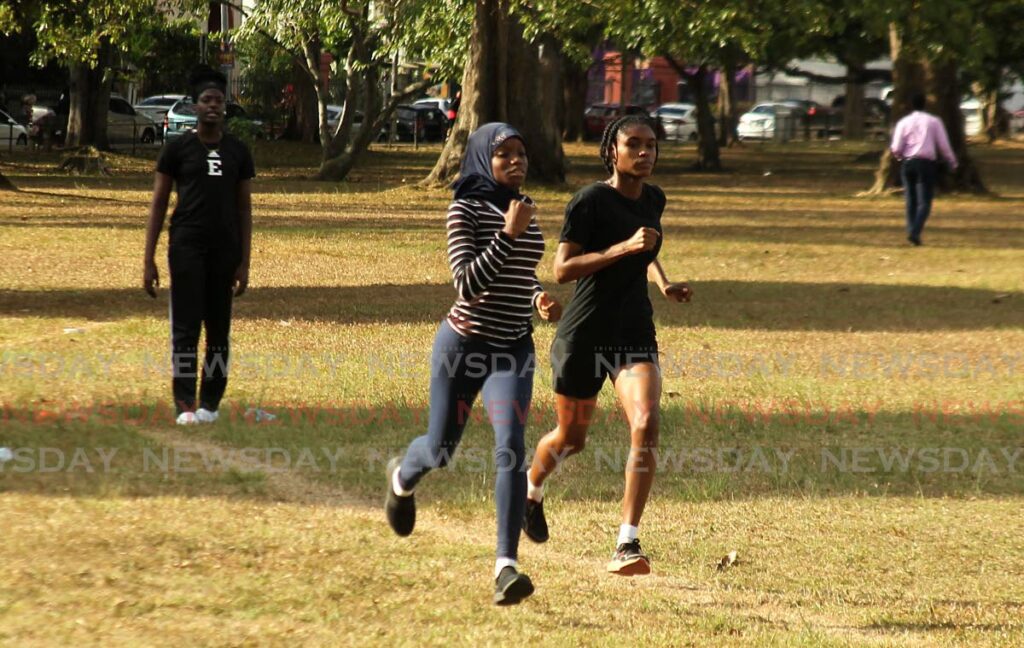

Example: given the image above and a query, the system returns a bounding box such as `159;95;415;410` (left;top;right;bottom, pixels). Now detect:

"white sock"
527;476;544;502
495;557;518;578
392;467;414;497
617;524;639;546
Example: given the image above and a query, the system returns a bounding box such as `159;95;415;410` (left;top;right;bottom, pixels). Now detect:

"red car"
583;103;657;140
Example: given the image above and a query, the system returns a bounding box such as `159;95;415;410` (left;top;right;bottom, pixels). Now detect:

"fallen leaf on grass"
717;550;739;571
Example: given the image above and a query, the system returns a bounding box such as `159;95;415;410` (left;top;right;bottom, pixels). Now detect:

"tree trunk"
0;168;14;191
562;58;589;142
284;59;319;143
423;0;565;187
687;66;720;170
66;40;112;150
842;62;866;140
716;59;739;147
530;35;566;181
317;57;381;181
868;23;925;194
928;59;985;193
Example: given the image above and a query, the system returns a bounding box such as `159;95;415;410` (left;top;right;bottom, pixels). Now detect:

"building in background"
588;48;754;109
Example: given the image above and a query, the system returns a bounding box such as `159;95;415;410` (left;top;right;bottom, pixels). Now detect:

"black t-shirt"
555;182;666;346
156;132;255;250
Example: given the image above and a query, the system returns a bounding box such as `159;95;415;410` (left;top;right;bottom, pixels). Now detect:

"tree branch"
340;0;361;18
766;64;893;85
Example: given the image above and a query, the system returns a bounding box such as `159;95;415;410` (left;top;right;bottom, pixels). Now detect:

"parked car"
109;95;158;143
1012;108;1024;133
326;104;358;131
164;98;263;140
0;108;29;146
960;99;983;137
737;102;795;140
653;103;698;142
134;94;186;135
780;99;837;137
583;103;654;140
412;97;451;117
384;104;447;142
19;96;156;145
325;104;371;139
829;96;891;139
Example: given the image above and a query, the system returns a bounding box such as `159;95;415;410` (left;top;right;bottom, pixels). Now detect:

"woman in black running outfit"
143;66;254;425
522;115;691;576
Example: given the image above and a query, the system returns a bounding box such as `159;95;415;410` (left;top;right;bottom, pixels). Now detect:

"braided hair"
599;114;659;175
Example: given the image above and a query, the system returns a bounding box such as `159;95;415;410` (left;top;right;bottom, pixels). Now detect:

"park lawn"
0;139;1022;646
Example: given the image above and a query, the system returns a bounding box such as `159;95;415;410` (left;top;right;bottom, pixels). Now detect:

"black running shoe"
606;539;651;576
522;498;549;543
385;456;415;537
493;566;535;605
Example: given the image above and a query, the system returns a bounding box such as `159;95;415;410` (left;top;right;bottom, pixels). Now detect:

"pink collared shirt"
890;111;958;169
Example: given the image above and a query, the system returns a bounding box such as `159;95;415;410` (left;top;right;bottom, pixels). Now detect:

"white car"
134;94;186;134
960;99;983;137
413;97;451;114
0;108;29;146
737;103;794;140
653;103;698;141
326;104;366;136
108;95;158;144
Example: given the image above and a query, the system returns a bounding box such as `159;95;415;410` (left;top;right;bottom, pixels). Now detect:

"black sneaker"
522;498;549;543
606;539;651;576
385;457;415;537
493;566;535;605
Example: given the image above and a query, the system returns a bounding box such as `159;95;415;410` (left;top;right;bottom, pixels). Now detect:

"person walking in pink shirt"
890;93;958;245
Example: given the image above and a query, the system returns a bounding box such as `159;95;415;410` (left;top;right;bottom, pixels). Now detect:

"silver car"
108;96;159;144
134;94;186;135
0;108;29;146
654;103;698;142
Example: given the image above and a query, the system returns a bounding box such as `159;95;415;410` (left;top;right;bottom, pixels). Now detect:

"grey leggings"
398;321;534;560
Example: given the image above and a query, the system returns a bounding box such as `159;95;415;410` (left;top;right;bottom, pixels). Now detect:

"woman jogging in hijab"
384;123;562;605
142;66;255;424
521;115;691;576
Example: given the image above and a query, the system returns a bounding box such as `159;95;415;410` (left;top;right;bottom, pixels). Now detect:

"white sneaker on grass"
176;411;198;425
195;408;219;423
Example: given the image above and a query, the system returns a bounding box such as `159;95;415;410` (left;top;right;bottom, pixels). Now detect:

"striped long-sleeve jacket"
445;198;545;344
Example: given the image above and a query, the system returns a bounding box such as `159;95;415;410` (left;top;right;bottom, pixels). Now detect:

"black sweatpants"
169;242;238;414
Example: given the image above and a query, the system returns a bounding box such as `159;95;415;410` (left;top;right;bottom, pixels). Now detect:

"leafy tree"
606;0;819;170
232;0;468;180
1;0;181;149
962;0;1024;141
423;0;567;186
868;2;986;194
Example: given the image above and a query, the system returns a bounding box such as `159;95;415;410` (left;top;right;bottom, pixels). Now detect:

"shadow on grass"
0;213;444;233
2;281;1020;331
0;401;1021;502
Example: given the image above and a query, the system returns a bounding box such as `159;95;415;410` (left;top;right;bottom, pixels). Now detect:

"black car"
830;96;892;138
780;99;838;137
384;104;447;142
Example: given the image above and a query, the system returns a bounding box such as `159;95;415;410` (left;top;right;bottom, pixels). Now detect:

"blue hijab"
451;122;526;211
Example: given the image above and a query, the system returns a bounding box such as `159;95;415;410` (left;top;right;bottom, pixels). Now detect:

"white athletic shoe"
176;411;198;425
195;408;219;423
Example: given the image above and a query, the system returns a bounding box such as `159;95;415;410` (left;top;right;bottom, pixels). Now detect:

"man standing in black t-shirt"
142;66;255;425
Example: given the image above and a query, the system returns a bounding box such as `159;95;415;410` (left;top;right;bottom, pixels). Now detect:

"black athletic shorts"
551;336;659;399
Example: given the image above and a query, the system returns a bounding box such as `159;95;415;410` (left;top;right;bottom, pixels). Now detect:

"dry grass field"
0;138;1022;646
